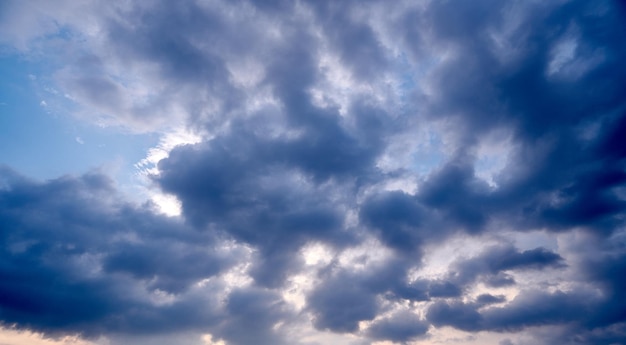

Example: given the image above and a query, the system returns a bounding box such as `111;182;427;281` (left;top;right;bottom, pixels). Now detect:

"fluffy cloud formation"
0;0;625;344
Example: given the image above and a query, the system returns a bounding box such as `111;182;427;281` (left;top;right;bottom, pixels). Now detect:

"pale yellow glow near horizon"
202;334;226;345
0;327;97;345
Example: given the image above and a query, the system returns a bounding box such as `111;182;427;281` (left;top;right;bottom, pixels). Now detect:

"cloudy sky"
0;1;625;344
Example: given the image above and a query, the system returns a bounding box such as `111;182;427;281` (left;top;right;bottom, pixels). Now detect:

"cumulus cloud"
367;311;429;343
0;0;625;344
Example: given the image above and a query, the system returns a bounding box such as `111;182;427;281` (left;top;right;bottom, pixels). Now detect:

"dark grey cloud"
427;288;597;333
427;300;484;332
475;294;506;306
450;245;565;287
359;191;426;253
367;311;429;344
308;276;379;333
307;0;390;82
0;167;227;336
410;0;626;236
426;248;626;343
0;167;300;345
401;1;625;342
425;280;464;298
213;288;294;345
102;239;228;293
482;290;594;331
156;127;356;287
582;250;626;332
417;158;493;232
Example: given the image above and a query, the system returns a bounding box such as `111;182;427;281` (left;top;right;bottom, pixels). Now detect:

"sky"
0;1;625;344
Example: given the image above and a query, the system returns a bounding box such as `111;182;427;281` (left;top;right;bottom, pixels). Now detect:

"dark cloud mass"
0;167;227;336
1;0;626;344
367;311;430;343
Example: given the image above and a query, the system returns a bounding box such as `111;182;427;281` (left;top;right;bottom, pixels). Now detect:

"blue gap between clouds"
0;54;158;182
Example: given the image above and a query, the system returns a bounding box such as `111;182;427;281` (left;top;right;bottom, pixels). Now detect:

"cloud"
426;288;599;333
0;167;236;340
427;300;484;332
0;0;625;344
367;311;429;343
359;190;429;253
155;128;356;287
308;275;379;333
213;288;294;345
449;244;565;288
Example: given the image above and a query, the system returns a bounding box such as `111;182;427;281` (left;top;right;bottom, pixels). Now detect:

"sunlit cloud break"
0;1;625;344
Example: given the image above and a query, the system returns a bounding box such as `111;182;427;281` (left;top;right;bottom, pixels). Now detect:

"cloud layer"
1;0;625;344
